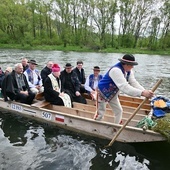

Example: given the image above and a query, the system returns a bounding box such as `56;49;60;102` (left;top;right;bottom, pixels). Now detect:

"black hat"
28;59;38;65
64;63;74;68
93;66;100;71
118;54;138;65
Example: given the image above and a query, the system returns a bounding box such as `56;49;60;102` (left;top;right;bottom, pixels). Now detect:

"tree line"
0;0;169;51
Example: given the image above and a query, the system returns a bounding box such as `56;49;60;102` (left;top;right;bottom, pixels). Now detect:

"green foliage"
0;0;169;53
153;113;170;142
0;31;10;44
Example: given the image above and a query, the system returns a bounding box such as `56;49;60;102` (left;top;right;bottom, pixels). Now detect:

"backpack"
151;96;170;118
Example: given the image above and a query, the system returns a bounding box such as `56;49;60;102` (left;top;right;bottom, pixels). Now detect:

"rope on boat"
136;116;157;130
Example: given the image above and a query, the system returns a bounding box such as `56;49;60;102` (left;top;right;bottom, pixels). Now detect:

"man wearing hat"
84;66;103;100
24;59;44;94
94;54;154;124
60;63;87;104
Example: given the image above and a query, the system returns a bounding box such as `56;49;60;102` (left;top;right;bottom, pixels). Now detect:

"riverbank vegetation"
1;43;170;55
0;0;170;55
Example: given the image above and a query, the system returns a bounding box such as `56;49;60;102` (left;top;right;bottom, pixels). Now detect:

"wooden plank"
31;100;50;108
72;102;147;119
119;95;150;104
46;104;143;127
85;98;151;110
83;93;150;104
35;92;44;100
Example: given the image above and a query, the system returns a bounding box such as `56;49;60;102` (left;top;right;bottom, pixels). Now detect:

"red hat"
52;64;60;72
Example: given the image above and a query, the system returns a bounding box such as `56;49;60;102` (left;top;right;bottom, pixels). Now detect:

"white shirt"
85;75;100;92
24;69;43;88
109;67;145;97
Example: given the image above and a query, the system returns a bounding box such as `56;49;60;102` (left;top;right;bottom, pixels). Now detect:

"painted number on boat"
42;112;52;120
11;104;23;112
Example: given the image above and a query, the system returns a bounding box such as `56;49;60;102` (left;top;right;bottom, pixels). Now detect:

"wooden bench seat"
35;92;44;100
31;100;50;108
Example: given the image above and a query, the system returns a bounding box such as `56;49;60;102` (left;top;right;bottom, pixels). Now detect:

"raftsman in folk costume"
94;54;154;124
44;64;71;108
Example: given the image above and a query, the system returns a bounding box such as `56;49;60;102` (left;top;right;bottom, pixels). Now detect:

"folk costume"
85;66;103;100
24;60;44;94
94;54;145;124
44;64;71;107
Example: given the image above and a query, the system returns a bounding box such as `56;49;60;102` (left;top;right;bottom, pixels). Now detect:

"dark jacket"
41;66;52;85
73;67;86;84
2;70;31;101
0;72;5;88
23;64;29;72
44;76;61;103
60;70;80;97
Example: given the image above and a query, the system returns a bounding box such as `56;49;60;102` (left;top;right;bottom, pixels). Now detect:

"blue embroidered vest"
98;62;130;101
88;74;103;92
26;68;41;85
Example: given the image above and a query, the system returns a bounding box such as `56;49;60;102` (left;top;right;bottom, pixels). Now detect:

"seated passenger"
0;67;5;88
41;61;53;86
44;64;71;107
5;67;12;75
1;63;35;104
84;66;103;100
73;60;86;93
21;58;29;72
24;59;44;95
60;63;87;104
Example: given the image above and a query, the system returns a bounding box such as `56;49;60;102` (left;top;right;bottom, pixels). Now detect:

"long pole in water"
105;79;162;148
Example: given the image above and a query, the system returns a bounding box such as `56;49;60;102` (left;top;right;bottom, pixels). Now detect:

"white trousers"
97;93;123;124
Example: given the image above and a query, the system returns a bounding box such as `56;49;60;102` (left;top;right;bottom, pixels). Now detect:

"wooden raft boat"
0;94;166;143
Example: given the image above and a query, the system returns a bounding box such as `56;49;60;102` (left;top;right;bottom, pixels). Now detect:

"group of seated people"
1;58;103;108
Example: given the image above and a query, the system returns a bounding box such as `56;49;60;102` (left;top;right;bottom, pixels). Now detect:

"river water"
0;49;170;170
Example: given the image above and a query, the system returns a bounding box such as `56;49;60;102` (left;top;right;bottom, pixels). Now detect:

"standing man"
94;54;154;124
84;66;103;100
73;60;86;93
2;63;35;104
41;61;53;85
24;59;44;94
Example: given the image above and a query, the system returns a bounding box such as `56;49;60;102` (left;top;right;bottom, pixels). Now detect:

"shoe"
94;112;103;120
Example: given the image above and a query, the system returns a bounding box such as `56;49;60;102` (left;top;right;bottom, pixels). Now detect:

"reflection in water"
0;113;28;146
0;111;170;170
0;50;170;169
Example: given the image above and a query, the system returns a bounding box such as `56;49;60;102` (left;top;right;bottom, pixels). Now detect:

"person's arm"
40;68;46;85
84;76;93;92
109;67;143;97
128;70;145;90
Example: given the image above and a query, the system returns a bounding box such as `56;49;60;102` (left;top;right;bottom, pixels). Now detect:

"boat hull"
0;98;166;143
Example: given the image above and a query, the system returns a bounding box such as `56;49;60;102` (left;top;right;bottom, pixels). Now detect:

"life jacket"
98;62;130;101
26;68;41;85
151;96;170;117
